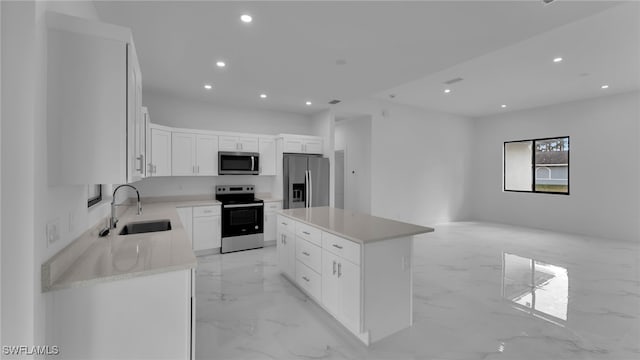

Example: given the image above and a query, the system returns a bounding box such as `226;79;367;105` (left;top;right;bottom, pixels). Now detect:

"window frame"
503;136;570;195
88;184;103;208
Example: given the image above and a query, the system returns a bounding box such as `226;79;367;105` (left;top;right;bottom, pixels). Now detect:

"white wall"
143;89;315;135
2;0;104;351
469;91;640;242
336;99;474;227
311;109;335;206
335;116;372;214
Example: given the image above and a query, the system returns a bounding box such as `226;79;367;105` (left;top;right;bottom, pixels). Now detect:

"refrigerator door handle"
305;170;310;208
309;169;313;207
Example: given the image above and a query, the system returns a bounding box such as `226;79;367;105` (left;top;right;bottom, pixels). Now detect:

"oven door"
218;152;260;175
221;203;264;238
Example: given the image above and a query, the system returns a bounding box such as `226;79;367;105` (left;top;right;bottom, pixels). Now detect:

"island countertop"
279;206;434;244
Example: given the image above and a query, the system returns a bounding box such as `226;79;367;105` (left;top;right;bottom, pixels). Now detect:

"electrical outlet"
46;219;60;246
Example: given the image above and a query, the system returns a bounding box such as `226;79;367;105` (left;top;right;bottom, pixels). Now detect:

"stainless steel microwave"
218;152;260;175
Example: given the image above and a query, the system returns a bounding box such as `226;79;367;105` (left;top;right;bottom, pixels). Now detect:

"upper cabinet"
148;125;172;177
259;137;276;176
172;132;218;176
218;135;259;153
46;12;142;185
280;135;324;155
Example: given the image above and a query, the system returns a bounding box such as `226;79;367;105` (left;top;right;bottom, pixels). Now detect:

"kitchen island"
277;206;434;345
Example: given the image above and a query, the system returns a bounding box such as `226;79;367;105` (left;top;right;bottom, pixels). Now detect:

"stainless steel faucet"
110;184;142;228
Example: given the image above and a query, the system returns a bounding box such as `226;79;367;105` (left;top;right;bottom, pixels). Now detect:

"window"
88;184;103;207
504;137;569;195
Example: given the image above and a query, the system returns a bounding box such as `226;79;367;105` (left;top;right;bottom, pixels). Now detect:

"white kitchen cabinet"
276;215;296;279
172;132;218;176
176;207;193;244
321;249;361;333
263;201;282;243
259;137;277;175
128;45;145;183
218;135;259;153
50;269;193;359
192;205;221;252
148;125;172;177
46;12;141;185
281;135;324;155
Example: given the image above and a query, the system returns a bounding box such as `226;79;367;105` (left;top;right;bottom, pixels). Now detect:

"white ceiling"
94;1;637;117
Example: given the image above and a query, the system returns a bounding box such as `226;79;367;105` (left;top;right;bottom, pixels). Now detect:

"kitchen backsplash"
132;176;276;198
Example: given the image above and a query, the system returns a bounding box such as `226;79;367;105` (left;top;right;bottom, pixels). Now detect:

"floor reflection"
502;252;569;325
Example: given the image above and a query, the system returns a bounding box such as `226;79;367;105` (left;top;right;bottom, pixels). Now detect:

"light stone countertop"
42;199;222;292
279;206;434;244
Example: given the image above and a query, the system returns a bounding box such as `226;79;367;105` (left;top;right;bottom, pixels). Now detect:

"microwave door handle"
251;156;255;172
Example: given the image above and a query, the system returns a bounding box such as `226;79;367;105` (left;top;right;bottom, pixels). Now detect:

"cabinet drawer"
277;215;295;233
322;232;361;265
193;205;220;217
296;222;322;247
264;201;282;212
295;237;321;273
295;260;321;300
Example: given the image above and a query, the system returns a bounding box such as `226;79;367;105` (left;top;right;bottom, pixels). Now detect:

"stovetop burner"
215;185;263;205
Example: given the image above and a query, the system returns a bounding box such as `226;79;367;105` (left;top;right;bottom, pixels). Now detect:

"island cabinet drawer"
193;205;220;217
296;260;321;300
296;222;322;246
322;232;361;265
277;215;296;233
296;237;321;273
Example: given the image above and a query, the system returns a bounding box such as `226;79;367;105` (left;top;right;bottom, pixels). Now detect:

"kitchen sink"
119;220;172;235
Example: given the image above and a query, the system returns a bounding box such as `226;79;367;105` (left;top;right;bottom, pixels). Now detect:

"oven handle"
224;203;264;208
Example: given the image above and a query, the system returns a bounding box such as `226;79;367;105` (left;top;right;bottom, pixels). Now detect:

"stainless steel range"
216;185;264;253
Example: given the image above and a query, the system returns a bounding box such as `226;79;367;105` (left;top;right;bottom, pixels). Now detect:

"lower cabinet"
49;269;194;359
264;201;282;243
321;249;361;333
177;205;221;252
276;215;296;279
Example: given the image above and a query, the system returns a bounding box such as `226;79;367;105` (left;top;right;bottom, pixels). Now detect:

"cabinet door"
338;260;361;332
213;215;221;249
238;136;259;152
303;139;323;154
172;132;196;176
283;138;304;153
150;128;171;176
196;135;218;176
192;216;216;251
321;250;340;317
176;207;193;244
259;138;276;175
218;136;239;151
264;212;276;242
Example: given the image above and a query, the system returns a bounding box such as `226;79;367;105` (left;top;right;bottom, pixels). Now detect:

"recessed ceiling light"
240;14;252;23
305;101;312;106
204;84;212;90
553;57;563;63
601;84;609;89
444;89;451;94
260;93;267;99
216;61;226;68
501;104;507;108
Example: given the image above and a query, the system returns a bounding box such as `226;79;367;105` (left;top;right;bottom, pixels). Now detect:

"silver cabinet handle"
338;262;342;278
332;244;343;250
283;234;287;245
302;276;310;282
302;251;310;256
281;222;288;226
136;155;144;172
153;165;157;174
332;260;336;275
302;231;311;235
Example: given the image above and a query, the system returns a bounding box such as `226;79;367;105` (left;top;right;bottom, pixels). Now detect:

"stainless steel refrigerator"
283;154;329;209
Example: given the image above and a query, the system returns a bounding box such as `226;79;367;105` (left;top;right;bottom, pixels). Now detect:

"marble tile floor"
194;222;639;360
